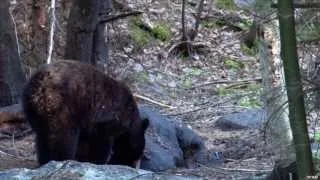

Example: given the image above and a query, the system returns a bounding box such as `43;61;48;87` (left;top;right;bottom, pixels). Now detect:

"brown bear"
22;60;149;167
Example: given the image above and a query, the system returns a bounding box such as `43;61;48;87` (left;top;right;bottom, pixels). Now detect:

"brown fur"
22;60;148;166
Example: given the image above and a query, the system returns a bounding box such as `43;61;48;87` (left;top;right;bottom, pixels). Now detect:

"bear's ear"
141;118;149;131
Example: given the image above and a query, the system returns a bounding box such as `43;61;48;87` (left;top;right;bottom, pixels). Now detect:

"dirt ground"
0;113;273;179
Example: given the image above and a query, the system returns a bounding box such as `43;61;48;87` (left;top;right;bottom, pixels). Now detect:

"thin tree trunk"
31;0;48;63
189;0;204;41
258;6;297;180
181;0;187;41
260;29;297;178
65;0;112;66
0;0;26;107
278;0;314;178
92;23;109;69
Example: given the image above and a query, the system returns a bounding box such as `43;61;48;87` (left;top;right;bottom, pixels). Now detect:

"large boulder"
215;108;266;131
139;106;223;171
0;161;200;180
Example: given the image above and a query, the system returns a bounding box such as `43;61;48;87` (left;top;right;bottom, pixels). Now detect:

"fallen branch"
271;2;320;9
194;10;249;32
0;149;19;159
216;167;272;173
99;11;143;24
197;163;272;173
0;128;33;140
134;94;177;109
188;78;262;89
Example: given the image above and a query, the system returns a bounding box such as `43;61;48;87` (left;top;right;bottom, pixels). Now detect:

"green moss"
215;0;237;10
314;158;320;176
151;23;171;41
238;83;262;108
315;132;320;143
217;87;231;96
237;20;253;31
129;26;151;47
216;82;262;108
129;17;151;47
201;20;219;29
136;72;150;82
240;43;257;56
238;96;262;108
183;67;203;76
224;58;244;70
129;18;170;45
131;16;144;27
182;78;192;88
180;68;203;88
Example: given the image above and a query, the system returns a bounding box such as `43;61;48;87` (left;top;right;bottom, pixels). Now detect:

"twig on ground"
134;94;177;109
129;172;153;180
0;149;19;159
15;128;33;138
47;161;70;178
99;11;143;24
165;104;213;116
197;163;271;173
0;128;33;140
225;157;257;163
216;167;272;173
188;78;262;89
165;95;240;116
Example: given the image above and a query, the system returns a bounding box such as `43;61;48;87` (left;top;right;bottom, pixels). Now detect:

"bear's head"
109;117;149;168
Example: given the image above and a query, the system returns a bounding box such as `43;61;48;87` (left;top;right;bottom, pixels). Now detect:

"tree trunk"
260;28;297;179
0;0;26;107
31;0;48;64
65;0;112;66
92;22;109;70
278;0;314;178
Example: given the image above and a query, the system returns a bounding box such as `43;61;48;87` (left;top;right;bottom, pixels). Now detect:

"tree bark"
278;0;314;178
257;4;297;180
0;0;26;107
31;0;48;63
65;0;112;66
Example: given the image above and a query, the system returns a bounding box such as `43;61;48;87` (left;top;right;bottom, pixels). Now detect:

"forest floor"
0;1;274;179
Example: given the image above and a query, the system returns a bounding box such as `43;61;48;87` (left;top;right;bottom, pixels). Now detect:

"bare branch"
47;0;56;64
98;11;143;24
134;94;177;109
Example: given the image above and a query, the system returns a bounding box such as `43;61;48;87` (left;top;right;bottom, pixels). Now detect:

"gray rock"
0;103;22;113
0;161;201;180
215;109;266;130
139;106;223;171
133;63;144;72
233;0;256;8
139;106;185;171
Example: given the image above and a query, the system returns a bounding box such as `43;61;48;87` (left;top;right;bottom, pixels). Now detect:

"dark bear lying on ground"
22;60;149;167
